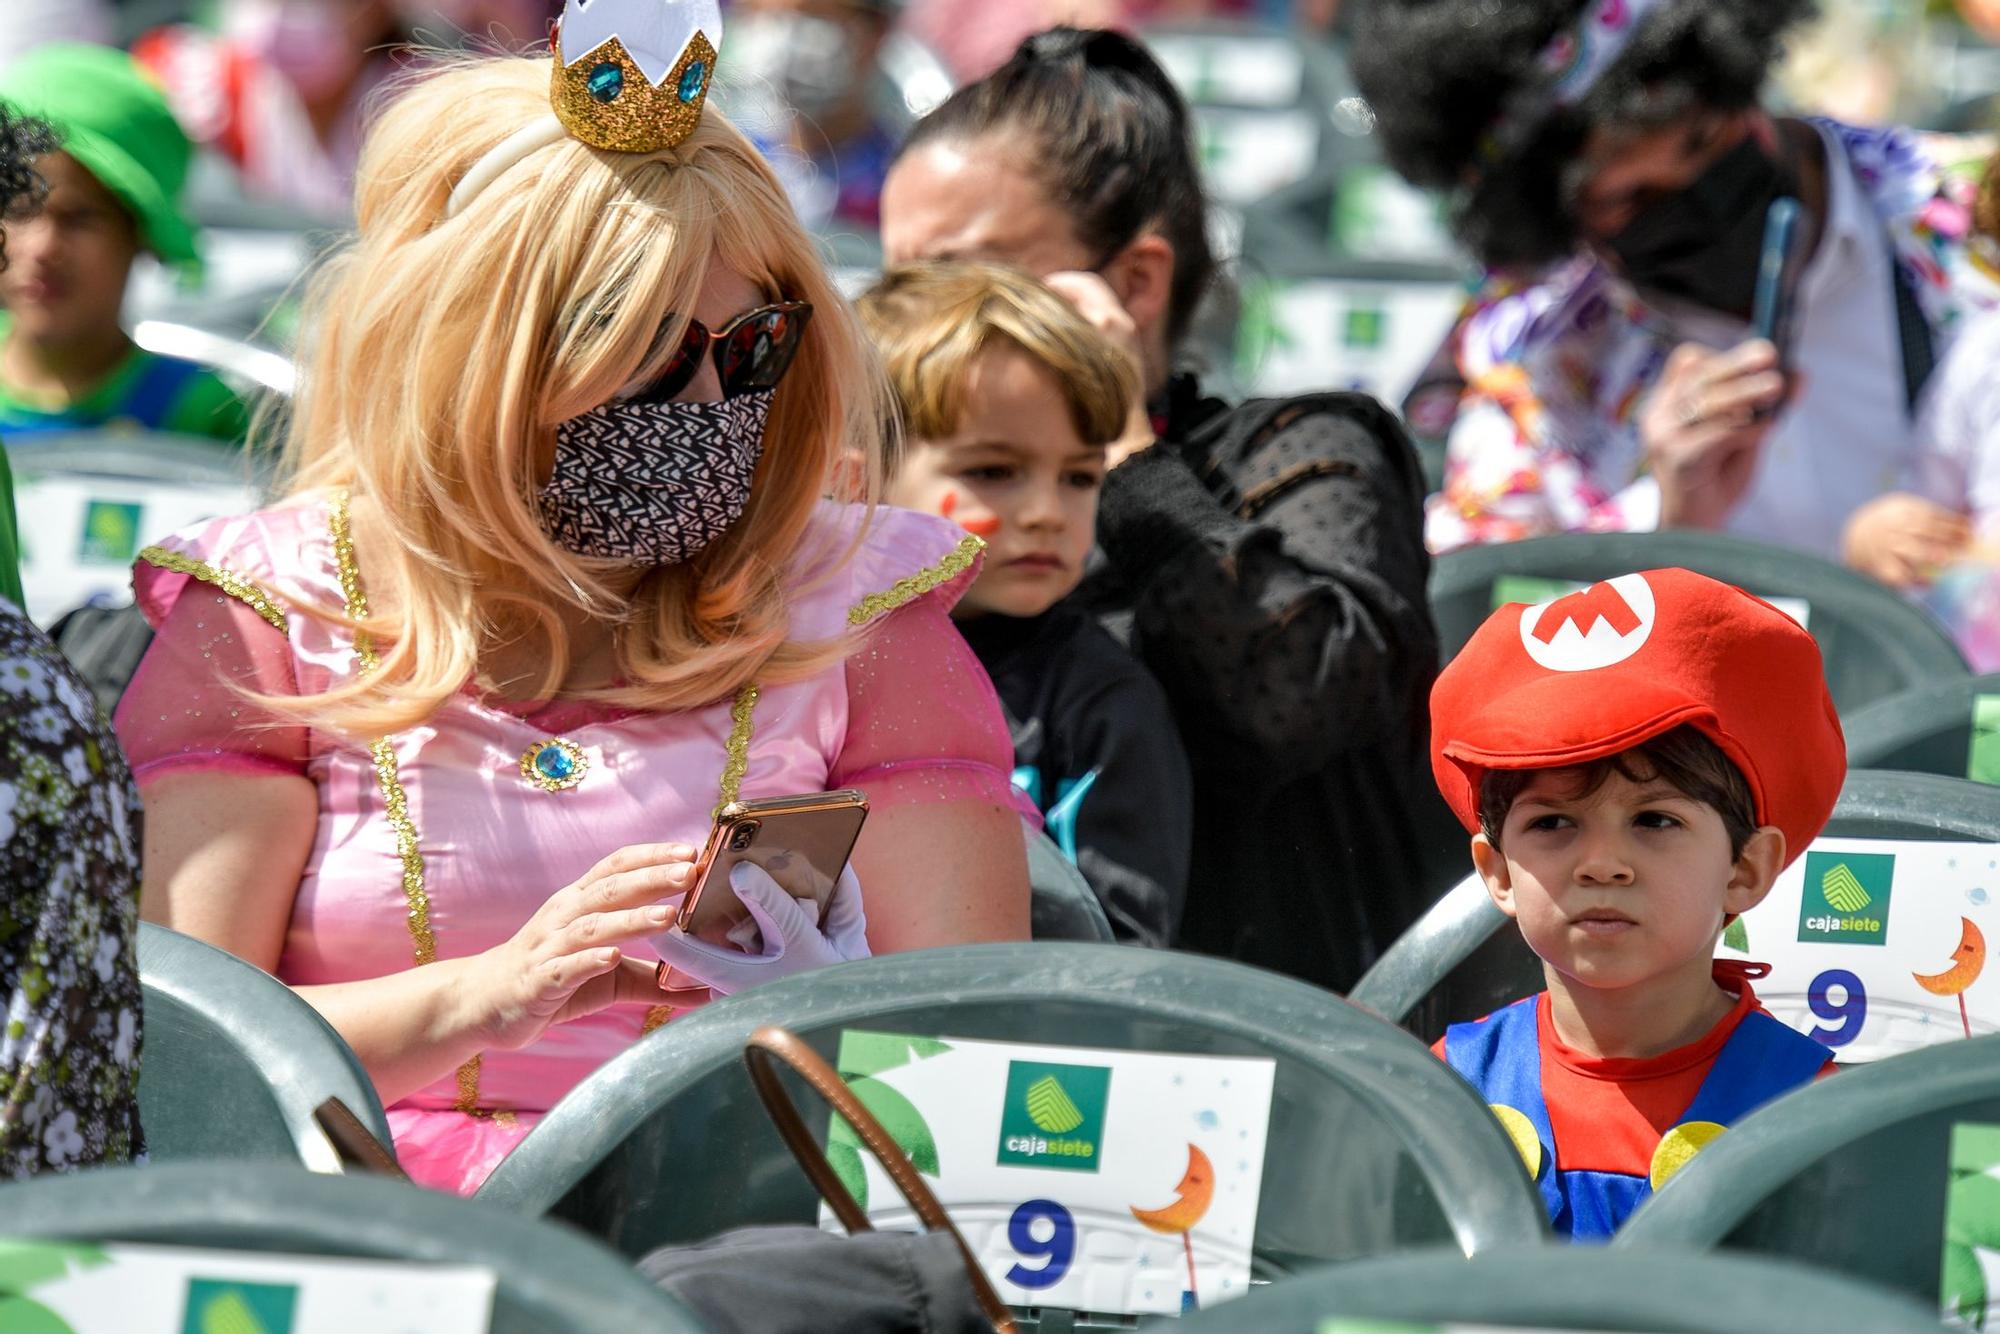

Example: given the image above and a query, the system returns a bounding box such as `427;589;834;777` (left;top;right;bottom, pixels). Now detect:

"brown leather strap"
743;1025;1018;1334
312;1097;409;1181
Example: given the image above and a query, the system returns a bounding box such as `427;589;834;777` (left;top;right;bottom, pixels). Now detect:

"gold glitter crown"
552;0;721;153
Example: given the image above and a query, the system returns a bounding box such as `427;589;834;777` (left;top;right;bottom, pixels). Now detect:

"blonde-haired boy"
860;262;1191;944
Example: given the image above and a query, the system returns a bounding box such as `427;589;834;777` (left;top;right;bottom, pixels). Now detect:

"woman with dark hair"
881;27;1444;993
0;105;147;1181
1351;0;1998;556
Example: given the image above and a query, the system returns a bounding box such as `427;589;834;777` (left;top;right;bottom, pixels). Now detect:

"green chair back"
1616;1034;2000;1314
1349;772;2000;1040
1430;531;1969;714
0;1162;703;1333
1845;675;2000;785
477;944;1546;1294
1025;822;1115;942
1170;1245;1942;1333
137;923;392;1170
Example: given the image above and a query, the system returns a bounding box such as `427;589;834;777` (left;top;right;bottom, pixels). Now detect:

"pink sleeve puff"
113;516;312;784
833;593;1038;825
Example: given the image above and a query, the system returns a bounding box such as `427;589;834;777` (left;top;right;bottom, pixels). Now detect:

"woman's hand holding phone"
650;861;871;996
462;842;711;1051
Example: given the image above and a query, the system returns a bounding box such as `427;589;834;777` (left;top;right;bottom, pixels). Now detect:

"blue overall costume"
0;355;205;437
1443;996;1830;1238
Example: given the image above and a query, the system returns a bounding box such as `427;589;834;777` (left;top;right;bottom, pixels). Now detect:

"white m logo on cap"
1517;573;1656;672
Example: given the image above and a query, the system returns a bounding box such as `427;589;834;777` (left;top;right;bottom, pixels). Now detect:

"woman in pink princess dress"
113;43;1033;1194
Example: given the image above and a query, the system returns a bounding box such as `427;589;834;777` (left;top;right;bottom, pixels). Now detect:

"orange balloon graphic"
1914;917;1988;996
1130;1143;1216;1235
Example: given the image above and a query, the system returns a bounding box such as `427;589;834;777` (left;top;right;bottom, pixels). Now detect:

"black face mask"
1603;135;1798;320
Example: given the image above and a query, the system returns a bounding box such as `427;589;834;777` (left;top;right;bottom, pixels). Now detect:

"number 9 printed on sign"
824;1031;1276;1317
1722;839;1997;1061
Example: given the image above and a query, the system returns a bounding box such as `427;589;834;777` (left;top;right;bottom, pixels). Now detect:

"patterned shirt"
0;605;144;1180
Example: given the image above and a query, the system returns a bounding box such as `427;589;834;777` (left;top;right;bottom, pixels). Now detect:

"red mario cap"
1430;569;1845;868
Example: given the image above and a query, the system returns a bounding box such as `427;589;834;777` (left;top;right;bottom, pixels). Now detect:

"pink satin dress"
116;494;1028;1192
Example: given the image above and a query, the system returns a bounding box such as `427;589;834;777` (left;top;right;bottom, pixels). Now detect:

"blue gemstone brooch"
520;738;589;793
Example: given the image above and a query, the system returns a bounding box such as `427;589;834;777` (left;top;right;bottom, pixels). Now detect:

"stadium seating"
1026;821;1116;942
1616;1033;2000;1314
1166;1245;1944;1332
1844;674;2000;784
0;1161;703;1333
1349;771;2000;1039
137;922;393;1172
477;942;1547;1311
1430;531;1970;714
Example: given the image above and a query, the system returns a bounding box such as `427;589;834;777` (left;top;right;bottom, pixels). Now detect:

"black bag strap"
1890;254;1938;418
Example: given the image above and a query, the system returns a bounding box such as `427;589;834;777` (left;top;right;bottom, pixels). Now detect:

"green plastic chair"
1025;822;1115;942
1845;674;2000;786
1161;1245;1943;1333
1430;531;1969;714
138;922;393;1171
1615;1033;2000;1314
0;1162;704;1333
477;944;1548;1310
1349;771;2000;1040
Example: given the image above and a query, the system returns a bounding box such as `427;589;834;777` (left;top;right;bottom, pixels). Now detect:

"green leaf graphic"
0;1295;76;1334
827;1075;942;1216
1942;1241;1987;1329
1722;918;1749;953
826;1138;868;1214
0;1242;108;1295
834;1030;954;1081
1822;863;1872;914
1025;1075;1085;1134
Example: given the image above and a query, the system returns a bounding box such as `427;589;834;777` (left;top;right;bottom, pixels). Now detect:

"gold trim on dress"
328;493;436;966
136;545;290;636
713;682;759;817
327;494;475;1110
846;534;983;628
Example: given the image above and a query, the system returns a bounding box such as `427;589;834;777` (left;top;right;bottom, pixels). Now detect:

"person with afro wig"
1351;0;1999;558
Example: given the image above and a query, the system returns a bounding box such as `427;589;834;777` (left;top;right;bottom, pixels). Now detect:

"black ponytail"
902;26;1217;348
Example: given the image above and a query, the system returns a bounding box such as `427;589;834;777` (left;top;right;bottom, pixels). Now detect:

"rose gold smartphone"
677;789;870;945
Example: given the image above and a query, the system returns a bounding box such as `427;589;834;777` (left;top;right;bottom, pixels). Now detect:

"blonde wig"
856;261;1139;452
272;55;885;736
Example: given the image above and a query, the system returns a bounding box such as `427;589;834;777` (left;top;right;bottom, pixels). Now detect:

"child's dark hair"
0;108;55;273
899;26;1217;348
1349;0;1815;270
1478;725;1759;857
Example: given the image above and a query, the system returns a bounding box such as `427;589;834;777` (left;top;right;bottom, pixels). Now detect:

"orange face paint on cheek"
938;489;1001;537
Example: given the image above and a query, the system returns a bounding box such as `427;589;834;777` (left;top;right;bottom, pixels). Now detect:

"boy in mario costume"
1428;569;1844;1239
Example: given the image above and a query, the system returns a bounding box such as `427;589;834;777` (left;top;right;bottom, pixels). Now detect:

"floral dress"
0;604;144;1180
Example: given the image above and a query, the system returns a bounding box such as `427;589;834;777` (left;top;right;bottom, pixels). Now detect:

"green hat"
0;44;201;274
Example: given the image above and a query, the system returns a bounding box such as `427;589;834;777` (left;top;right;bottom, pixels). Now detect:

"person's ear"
1100;233;1175;344
1723;826;1787;918
1471;833;1518;919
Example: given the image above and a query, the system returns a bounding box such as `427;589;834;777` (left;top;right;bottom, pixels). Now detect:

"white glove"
650;860;870;996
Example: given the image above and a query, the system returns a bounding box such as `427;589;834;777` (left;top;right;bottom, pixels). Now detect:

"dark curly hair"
899;27;1217;348
1349;0;1816;270
0;106;55;272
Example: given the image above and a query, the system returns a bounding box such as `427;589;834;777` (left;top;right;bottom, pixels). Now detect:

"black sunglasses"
630;301;814;404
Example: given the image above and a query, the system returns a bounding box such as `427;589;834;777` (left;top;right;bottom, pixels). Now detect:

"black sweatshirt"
1074;376;1458;993
957;602;1191;947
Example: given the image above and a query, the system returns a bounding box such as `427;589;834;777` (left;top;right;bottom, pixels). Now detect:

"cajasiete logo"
997;1060;1111;1173
1797;850;1895;945
1517;573;1656;672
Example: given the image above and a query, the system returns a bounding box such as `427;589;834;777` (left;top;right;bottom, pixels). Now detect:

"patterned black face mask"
539;390;773;566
